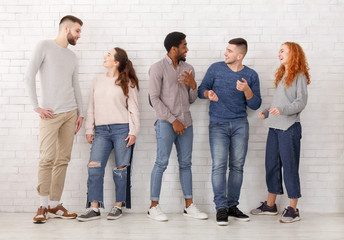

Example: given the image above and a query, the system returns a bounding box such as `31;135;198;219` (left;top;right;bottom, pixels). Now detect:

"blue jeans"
209;119;249;210
265;122;302;199
86;124;133;208
150;120;193;201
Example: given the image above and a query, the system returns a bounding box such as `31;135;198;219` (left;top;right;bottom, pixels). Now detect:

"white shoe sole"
33;218;47;224
251;211;278;216
183;213;208;220
216;221;229;226
147;213;168;222
77;215;101;222
33;214;48;223
280;217;300;223
229;216;250;222
107;215;122;220
48;212;76;219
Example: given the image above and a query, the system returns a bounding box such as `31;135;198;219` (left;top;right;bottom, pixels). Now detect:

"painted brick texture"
0;0;343;213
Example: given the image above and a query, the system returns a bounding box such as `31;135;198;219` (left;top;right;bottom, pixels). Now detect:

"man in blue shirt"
198;38;261;226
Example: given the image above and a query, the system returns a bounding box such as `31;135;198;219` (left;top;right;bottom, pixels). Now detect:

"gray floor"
0;212;343;240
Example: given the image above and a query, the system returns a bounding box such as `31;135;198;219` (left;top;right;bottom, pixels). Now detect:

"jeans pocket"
94;126;102;135
155;120;161;136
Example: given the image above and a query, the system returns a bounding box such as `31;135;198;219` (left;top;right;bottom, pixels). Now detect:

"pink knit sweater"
85;74;140;136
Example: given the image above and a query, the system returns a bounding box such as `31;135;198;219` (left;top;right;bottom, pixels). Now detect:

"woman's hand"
258;112;265;120
125;134;136;147
269;107;280;116
86;134;94;144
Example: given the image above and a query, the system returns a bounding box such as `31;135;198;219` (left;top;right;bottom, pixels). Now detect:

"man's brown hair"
59;15;83;26
228;38;248;56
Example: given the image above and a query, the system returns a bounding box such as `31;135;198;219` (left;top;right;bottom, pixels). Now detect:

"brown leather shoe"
48;204;77;219
33;206;48;223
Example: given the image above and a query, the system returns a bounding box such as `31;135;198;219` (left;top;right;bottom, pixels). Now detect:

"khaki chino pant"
37;109;77;201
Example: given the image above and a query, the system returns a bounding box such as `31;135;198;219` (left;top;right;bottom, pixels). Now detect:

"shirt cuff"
167;115;177;124
85;129;94;135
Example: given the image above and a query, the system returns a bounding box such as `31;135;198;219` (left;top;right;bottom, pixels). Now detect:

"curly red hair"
274;42;311;88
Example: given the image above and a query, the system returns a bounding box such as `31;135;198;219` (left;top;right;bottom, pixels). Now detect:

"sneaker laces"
153;205;163;215
37;206;46;215
281;208;294;218
217;209;227;218
187;204;200;214
84;208;95;215
110;206;121;214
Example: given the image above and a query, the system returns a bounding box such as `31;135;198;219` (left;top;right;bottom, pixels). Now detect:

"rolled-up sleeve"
188;67;198;103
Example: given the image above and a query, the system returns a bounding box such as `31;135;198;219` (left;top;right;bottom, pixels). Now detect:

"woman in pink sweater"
78;47;140;222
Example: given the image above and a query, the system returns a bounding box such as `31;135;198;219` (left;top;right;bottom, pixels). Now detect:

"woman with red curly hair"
251;42;310;223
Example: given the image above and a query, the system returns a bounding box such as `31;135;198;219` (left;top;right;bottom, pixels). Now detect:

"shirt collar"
165;54;183;66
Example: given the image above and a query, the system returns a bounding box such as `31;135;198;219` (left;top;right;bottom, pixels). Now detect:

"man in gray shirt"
25;15;84;224
147;32;208;221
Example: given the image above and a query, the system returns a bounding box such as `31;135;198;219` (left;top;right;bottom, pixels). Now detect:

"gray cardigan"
263;73;308;130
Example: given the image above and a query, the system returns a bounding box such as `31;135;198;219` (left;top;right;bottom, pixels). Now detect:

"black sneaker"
107;206;122;220
280;206;300;223
77;208;101;222
216;208;228;226
251;201;278;215
227;206;250;222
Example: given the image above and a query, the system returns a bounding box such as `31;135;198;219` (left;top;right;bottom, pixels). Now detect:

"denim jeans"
209;119;249;210
265;122;302;199
150;120;193;201
86;124;133;208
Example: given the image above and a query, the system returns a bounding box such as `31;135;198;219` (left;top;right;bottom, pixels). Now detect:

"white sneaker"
147;205;168;222
183;203;208;220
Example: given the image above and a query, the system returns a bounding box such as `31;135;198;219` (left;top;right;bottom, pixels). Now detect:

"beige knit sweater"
85;74;140;136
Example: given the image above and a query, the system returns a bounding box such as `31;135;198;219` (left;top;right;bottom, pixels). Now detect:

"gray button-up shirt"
149;55;198;127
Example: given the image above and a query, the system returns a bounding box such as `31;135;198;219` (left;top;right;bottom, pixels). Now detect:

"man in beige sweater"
25;15;84;224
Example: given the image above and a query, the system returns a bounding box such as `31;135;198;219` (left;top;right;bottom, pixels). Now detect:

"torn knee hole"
88;161;101;167
117;165;127;170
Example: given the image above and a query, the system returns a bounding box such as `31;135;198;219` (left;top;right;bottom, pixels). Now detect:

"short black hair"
228;38;247;56
164;32;186;52
59;15;83;26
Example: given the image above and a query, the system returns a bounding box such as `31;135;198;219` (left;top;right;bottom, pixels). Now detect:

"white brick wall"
0;0;343;213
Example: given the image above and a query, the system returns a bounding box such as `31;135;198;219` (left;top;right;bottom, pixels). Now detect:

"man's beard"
178;55;186;62
67;31;76;46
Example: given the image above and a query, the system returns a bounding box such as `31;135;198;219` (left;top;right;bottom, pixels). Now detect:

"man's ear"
170;46;177;54
62;24;69;34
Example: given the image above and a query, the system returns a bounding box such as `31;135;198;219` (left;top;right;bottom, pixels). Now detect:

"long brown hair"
114;47;139;98
274;42;310;88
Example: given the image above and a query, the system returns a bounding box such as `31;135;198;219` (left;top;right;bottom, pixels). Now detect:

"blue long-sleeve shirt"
198;62;261;122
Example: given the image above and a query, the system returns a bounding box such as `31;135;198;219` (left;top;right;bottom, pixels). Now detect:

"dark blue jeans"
265;122;302;199
86;124;133;208
209;119;249;210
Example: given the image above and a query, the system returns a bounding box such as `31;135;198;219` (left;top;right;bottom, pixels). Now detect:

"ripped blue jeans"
86;124;132;208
